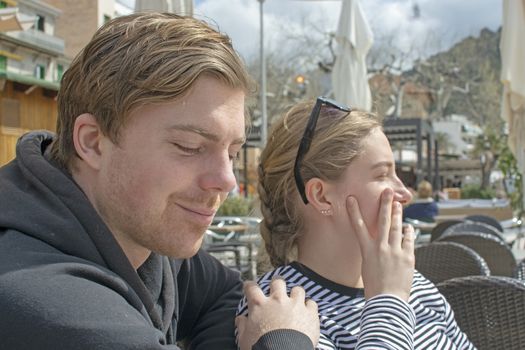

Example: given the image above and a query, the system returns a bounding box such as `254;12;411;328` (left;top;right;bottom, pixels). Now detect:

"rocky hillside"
406;28;503;129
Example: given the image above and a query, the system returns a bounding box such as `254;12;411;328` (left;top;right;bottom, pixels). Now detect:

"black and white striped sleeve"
357;295;416;350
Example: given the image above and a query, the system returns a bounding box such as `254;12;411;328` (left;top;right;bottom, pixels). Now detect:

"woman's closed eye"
375;170;389;180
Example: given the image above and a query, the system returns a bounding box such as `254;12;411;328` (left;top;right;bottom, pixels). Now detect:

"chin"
165;236;205;259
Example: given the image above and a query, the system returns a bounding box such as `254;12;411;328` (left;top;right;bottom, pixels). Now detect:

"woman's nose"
394;180;413;204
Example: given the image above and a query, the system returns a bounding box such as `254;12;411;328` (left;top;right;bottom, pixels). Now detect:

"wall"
45;0;99;59
0;81;57;165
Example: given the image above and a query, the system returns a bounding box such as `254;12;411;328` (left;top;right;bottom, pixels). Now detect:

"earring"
320;208;332;216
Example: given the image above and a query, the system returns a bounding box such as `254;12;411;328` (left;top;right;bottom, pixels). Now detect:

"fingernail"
348;196;355;206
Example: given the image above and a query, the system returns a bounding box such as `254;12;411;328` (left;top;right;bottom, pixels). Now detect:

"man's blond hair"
50;12;253;169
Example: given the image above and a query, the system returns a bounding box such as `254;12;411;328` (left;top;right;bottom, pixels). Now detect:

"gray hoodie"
0;131;313;350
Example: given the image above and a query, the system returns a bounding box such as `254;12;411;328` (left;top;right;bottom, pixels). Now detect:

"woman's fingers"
347;196;371;252
351;188;414;302
402;223;415;252
377;188;394;244
389;201;403;247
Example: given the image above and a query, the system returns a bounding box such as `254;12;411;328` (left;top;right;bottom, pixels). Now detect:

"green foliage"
216;195;254;216
460;184;496;200
498;143;523;216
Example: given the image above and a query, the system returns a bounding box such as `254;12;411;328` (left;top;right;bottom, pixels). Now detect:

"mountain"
412;28;502;128
372;28;503;131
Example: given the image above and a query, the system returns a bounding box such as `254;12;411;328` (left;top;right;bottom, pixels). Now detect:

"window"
36;15;45;32
35;64;45;79
0;2;7;9
56;64;63;81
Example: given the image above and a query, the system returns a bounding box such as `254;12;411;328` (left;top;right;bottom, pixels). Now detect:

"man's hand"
347;188;415;301
236;278;320;350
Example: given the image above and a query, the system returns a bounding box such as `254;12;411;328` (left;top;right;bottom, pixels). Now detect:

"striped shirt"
237;262;475;349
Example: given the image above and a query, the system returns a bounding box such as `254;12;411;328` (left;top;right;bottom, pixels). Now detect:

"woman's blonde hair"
50;12;254;169
258;99;381;267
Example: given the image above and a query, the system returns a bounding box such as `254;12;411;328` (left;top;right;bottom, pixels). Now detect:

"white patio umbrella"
0;8;35;32
331;0;373;111
135;0;193;16
500;0;525;207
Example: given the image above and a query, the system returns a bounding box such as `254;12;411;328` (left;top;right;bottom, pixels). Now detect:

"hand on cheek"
346;188;415;301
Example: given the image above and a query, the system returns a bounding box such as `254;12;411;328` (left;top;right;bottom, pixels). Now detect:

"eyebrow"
371;161;394;170
168;124;246;145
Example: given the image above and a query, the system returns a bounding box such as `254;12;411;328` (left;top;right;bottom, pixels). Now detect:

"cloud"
194;0;502;62
194;0;260;60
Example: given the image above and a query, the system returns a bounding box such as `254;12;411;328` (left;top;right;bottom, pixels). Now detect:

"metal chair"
415;242;490;284
208;216;247;242
430;219;463;242
442;221;507;244
436;232;516;276
465;214;504;232
437;276;525;350
205;241;255;280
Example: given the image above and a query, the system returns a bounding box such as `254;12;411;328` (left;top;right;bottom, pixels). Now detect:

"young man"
0;13;318;350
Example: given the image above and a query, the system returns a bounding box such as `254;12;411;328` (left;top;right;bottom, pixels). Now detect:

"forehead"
126;76;246;137
353;128;394;166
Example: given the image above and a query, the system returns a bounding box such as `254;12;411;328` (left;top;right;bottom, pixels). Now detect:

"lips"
176;203;218;226
184;206;216;217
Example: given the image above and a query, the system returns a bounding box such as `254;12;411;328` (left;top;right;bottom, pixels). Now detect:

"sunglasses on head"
293;96;352;205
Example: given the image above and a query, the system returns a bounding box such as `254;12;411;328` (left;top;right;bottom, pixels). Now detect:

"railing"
5;29;64;55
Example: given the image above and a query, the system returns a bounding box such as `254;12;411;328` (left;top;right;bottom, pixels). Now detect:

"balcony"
3;29;64;55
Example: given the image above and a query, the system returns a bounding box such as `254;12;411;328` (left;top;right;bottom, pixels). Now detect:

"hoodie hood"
0;131;168;329
0;131;106;263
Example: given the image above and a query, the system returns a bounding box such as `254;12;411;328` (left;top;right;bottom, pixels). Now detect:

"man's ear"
304;178;333;214
72;113;105;171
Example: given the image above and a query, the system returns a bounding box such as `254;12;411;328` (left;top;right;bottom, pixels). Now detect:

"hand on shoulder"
236;278;319;350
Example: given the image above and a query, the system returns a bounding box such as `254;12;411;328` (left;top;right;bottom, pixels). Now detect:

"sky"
191;0;502;63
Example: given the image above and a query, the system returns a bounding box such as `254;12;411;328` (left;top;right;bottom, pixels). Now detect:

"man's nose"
200;152;237;193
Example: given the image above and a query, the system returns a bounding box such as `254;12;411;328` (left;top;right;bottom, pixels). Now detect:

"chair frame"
442;221;507;244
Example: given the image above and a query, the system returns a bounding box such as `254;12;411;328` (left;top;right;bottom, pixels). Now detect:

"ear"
304;177;333;214
72;113;106;171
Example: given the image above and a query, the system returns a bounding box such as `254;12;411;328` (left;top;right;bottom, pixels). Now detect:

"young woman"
238;98;474;349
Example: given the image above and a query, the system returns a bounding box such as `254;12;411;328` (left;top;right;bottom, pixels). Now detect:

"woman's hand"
347;188;415;301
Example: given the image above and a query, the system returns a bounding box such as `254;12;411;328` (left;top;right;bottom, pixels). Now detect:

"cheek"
354;186;384;235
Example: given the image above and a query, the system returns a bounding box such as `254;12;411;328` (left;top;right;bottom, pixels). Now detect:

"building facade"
0;0;66;165
45;0;133;59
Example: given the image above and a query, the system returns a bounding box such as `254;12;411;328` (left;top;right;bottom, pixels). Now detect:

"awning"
0;8;35;32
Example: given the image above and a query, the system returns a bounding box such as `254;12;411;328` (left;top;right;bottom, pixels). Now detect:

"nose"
393;177;413;204
200;152;238;193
